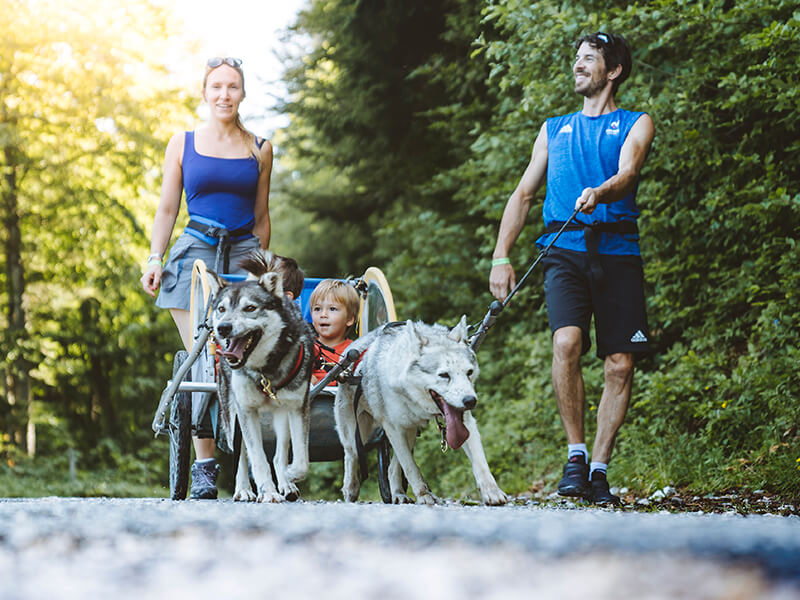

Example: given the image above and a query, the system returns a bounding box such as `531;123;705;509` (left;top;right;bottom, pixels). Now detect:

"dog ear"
258;271;284;298
447;315;468;344
405;319;429;347
206;270;227;296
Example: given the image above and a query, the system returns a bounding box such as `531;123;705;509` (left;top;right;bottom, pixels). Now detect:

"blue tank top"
536;109;646;255
182;131;260;235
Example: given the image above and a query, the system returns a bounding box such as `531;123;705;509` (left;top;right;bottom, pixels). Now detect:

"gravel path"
1;498;799;599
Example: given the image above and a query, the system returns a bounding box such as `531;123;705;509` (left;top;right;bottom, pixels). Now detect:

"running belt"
545;220;639;285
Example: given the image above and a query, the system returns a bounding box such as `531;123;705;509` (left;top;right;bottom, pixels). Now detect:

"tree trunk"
2;147;34;456
80;298;117;441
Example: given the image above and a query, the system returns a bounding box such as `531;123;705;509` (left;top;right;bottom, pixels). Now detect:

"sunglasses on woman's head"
207;57;242;68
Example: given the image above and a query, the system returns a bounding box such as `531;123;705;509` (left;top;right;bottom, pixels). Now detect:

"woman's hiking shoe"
190;460;220;500
588;471;621;506
557;455;591;497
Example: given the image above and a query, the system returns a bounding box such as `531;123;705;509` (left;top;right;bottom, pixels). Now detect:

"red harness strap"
275;344;306;389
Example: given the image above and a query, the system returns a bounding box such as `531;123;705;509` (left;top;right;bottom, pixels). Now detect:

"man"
489;32;655;505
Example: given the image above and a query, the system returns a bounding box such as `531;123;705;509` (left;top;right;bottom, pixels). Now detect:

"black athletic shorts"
542;247;650;358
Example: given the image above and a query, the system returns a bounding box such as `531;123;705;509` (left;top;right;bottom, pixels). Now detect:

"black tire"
375;433;406;503
169;350;192;500
376;435;392;504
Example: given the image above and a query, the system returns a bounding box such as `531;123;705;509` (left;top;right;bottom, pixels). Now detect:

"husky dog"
208;250;314;503
334;317;508;506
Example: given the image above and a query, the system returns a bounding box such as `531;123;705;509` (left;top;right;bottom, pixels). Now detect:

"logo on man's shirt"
559;124;573;134
605;120;620;135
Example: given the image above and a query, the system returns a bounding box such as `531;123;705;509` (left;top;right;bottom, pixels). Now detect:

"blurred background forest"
1;0;798;500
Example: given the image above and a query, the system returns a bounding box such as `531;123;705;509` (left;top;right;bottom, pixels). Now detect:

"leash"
469;207;581;352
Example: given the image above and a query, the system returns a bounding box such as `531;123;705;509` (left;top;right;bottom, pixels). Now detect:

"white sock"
589;462;608;480
567;444;588;461
195;457;216;465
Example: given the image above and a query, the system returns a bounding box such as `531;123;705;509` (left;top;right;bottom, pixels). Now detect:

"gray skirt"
155;232;261;311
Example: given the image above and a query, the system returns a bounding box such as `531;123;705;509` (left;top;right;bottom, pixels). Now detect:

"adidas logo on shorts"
630;330;648;343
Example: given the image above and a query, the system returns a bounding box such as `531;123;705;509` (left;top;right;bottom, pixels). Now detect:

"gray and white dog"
208;250;314;503
334;317;508;505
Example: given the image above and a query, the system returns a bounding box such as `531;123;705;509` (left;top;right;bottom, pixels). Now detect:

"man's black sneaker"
190;460;220;500
588;471;621;506
557;454;590;497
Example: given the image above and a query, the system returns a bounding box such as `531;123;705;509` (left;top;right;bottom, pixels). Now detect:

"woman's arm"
141;133;184;297
253;139;273;249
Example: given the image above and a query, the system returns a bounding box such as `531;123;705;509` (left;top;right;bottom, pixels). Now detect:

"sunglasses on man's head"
207;57;242;68
596;32;613;45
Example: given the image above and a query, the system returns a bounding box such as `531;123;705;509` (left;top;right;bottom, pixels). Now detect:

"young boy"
269;253;304;300
309;279;361;384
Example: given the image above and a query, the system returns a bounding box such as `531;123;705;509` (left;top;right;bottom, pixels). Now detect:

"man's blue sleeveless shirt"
536;109;646;255
182;131;260;238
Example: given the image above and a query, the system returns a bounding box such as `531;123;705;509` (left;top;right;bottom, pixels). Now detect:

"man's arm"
489;122;548;301
575;113;655;214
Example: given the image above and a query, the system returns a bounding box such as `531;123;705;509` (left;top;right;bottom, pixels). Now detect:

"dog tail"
237;248;276;277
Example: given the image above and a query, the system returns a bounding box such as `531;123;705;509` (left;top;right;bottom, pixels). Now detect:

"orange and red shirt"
312;339;353;385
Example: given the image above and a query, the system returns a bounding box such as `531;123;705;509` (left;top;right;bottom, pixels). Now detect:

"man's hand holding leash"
575;187;599;214
489;260;515;302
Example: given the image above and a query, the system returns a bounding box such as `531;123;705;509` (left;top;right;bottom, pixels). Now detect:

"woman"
141;57;273;499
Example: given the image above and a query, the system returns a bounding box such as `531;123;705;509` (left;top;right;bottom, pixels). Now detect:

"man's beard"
575;72;608;97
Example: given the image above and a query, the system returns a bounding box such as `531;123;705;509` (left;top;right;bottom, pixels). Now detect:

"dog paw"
233;489;257;502
481;486;510;506
257;489;285;503
415;491;440;506
278;481;300;502
286;465;308;482
392;493;414;504
342;480;360;502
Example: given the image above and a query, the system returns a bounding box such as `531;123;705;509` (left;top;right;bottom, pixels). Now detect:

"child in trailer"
265;252;305;300
309;280;361;385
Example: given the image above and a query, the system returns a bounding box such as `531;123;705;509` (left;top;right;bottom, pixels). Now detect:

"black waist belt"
186;220;252;274
186;220;252;241
545;220;638;285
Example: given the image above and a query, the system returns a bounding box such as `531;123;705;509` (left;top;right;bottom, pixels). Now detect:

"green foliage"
1;0;195;463
277;0;800;502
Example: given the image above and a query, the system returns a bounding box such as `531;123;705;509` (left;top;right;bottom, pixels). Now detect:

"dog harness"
257;344;306;405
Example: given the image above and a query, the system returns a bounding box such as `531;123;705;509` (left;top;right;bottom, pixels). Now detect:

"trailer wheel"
376;435;392;504
169;350;192;500
375;432;408;504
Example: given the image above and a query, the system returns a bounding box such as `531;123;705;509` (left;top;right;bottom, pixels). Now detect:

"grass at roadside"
0;451;169;499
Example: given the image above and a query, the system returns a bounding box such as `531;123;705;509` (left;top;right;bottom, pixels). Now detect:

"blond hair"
203;62;263;171
309;280;361;323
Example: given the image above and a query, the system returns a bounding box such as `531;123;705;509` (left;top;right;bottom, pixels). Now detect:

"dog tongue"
219;337;247;361
442;403;470;450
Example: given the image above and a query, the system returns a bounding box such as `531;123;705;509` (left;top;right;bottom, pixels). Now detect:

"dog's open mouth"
430;390;470;450
217;330;262;368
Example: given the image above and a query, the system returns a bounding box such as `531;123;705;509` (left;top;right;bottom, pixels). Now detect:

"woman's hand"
141;264;163;298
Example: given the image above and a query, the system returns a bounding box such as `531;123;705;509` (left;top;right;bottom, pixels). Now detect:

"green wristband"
147;257;163;267
491;257;510;267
